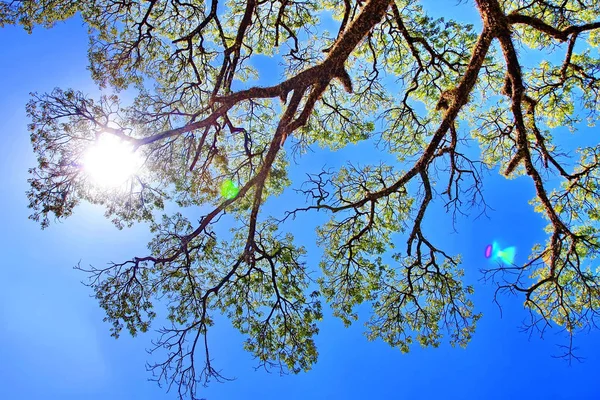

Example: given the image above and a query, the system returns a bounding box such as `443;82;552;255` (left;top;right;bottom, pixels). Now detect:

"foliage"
3;0;600;398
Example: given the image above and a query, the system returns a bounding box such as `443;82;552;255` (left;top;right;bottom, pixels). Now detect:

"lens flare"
220;179;239;200
485;244;492;258
484;242;516;264
496;246;516;264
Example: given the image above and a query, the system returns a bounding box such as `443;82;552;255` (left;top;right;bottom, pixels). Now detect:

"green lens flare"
220;179;239;200
496;246;516;264
490;241;516;264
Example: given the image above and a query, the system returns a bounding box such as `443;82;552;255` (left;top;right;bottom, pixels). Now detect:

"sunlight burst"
82;134;142;188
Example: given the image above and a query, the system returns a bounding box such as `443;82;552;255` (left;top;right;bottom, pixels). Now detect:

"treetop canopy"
2;0;600;398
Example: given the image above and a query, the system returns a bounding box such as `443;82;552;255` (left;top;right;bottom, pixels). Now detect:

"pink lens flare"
484;244;492;258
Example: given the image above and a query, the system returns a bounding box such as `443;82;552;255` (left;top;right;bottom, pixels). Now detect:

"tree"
3;0;600;397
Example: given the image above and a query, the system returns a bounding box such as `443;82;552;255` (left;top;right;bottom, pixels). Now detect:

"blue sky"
1;3;599;400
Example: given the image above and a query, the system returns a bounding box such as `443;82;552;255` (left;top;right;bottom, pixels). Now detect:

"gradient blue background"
1;2;599;399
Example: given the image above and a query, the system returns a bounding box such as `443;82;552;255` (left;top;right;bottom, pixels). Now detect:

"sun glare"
83;134;143;188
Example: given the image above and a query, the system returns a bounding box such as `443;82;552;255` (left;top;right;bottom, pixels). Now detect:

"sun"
82;134;143;188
